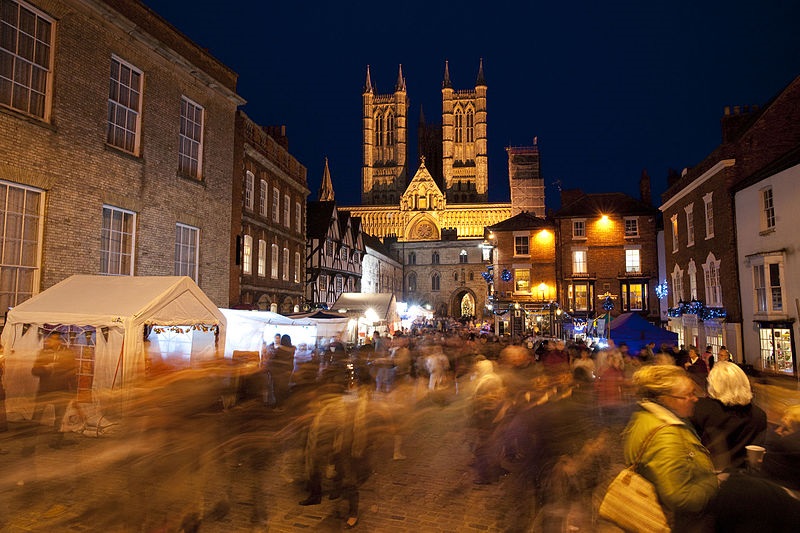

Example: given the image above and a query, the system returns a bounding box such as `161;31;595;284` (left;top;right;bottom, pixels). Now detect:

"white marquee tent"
1;275;226;416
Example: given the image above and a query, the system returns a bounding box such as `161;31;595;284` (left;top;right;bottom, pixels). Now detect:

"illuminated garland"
481;271;494;283
501;269;512;282
655;280;669;300
667;300;727;320
602;296;615;311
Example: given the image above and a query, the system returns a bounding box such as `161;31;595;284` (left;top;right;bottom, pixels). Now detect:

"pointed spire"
442;60;452;89
476;57;486;86
419;104;426;125
395;64;406;91
364;65;373;93
318;157;335;202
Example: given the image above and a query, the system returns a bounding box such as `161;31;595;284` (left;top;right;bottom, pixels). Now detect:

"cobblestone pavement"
1;377;796;532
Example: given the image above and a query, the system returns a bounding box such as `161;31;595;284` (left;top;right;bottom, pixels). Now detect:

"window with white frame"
100;205;135;276
271;243;279;278
572;249;587;274
283;194;290;227
0;1;52;119
685;204;694;247
761;186;775;231
573;219;586;239
295;201;301;231
282;247;289;281
0;181;43;313
257;239;266;277
687;259;697;300
459;250;468;263
671;264;684;306
515;268;530;292
259;179;267;216
294;251;301;283
625;248;641;273
242;234;252;275
572;283;589;311
272;187;280;223
244;171;254;211
671;214;679;253
703;192;714;239
752;256;784;314
515;235;529;255
702;253;722;307
174;223;198;281
178;97;203;178
106;56;143;154
624;217;639;237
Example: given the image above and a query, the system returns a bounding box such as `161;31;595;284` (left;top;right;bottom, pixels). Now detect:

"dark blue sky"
144;0;799;209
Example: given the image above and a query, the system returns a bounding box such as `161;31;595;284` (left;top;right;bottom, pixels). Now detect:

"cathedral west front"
339;60;544;317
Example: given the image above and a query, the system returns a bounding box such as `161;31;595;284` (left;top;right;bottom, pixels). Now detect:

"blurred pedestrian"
267;334;295;409
28;332;77;450
762;404;800;491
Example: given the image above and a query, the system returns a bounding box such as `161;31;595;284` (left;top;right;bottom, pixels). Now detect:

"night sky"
143;0;799;209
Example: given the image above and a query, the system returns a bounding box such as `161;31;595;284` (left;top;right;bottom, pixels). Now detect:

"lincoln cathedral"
336;60;545;316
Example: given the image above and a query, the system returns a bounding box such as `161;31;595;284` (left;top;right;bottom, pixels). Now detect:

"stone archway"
451;288;477;319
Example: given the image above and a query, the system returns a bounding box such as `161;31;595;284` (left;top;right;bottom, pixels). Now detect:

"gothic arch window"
687;259;697;300
671;263;684;307
432;251;440;264
408;252;416;265
408;272;417;292
454;108;463;143
431;272;441;291
453;271;458;281
466;108;475;142
375;112;384;147
469;271;474;281
386;111;395;146
460;250;468;263
703;252;722;307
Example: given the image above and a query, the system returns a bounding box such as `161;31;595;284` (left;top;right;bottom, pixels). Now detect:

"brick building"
231;112;309;312
554;187;660;338
0;0;244;320
483;212;557;337
661;75;800;371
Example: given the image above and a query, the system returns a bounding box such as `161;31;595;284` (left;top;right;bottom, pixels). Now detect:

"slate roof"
554;192;657;218
486;211;552;231
306;200;336;239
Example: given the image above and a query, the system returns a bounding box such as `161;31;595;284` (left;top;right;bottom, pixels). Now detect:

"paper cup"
745;445;766;469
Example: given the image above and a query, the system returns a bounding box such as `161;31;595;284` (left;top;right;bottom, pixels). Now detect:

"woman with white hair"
690;361;767;472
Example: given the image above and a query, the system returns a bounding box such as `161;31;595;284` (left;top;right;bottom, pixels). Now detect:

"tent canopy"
330;292;396;321
609;312;678;355
1;276;226;416
2;275;225;329
220;308;321;356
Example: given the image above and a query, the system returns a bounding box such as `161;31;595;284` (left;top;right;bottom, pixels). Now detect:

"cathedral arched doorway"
451;289;477;319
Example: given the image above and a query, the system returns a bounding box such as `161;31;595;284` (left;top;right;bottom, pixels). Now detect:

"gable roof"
306;200;337;239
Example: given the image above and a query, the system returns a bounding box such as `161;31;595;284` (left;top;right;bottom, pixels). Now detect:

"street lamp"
539;282;547;302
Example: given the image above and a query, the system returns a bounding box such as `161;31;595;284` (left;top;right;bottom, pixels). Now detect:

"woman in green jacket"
623;365;718;532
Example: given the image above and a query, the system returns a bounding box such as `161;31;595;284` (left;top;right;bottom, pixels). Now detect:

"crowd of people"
3;326;800;531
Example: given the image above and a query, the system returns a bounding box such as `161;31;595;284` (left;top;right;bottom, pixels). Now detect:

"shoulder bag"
599;424;671;533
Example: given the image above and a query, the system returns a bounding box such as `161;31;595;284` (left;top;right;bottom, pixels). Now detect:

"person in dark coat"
762;404;800;491
266;334;295;409
683;345;708;388
690;361;767;472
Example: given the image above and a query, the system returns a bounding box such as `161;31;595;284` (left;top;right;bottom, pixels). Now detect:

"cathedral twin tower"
361;60;488;206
